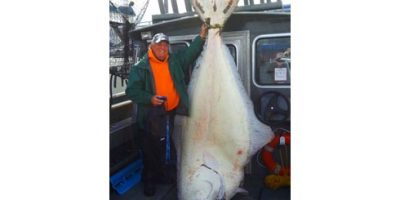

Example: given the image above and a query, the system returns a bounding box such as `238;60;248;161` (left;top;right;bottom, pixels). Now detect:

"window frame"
252;33;291;89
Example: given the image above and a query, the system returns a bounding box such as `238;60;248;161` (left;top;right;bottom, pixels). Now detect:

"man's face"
151;41;169;61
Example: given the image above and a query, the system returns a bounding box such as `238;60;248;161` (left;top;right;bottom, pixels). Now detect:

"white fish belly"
175;30;273;200
174;1;274;199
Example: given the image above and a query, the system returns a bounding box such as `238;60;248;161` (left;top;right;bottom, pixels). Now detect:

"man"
125;23;208;196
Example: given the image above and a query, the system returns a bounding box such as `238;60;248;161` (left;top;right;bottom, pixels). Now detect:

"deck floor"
110;174;290;200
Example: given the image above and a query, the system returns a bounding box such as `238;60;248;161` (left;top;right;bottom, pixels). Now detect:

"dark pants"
140;107;177;184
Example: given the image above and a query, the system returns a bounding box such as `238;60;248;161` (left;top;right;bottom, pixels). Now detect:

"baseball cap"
151;33;169;44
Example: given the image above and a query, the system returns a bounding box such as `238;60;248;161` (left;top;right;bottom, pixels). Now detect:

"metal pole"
171;0;179;13
184;0;192;13
158;0;166;14
164;0;169;13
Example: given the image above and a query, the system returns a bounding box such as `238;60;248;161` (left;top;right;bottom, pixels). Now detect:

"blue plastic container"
110;158;143;195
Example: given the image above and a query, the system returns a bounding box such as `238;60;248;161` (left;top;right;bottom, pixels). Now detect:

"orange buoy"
261;131;290;176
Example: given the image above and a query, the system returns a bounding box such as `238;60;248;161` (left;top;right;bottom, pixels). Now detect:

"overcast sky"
114;0;291;24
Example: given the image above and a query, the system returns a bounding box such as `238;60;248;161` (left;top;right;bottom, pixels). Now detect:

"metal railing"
152;0;283;23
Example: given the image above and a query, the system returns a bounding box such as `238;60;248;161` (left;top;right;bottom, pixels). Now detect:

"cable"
256;149;266;169
273;127;290;133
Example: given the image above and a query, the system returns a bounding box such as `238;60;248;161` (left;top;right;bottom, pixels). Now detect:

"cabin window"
226;44;237;66
255;36;290;86
170;42;191;83
170;43;188;53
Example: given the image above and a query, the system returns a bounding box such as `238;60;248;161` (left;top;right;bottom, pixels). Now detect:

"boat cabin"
110;0;290;199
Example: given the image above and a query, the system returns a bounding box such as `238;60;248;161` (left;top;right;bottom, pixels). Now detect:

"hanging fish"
173;0;274;199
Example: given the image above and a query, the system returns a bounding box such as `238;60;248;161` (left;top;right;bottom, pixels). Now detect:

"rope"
208;24;223;29
165;114;171;164
204;18;223;30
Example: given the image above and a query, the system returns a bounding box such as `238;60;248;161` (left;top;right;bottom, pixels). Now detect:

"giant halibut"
173;0;274;199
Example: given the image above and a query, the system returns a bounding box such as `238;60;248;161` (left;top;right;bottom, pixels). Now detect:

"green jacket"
125;36;205;130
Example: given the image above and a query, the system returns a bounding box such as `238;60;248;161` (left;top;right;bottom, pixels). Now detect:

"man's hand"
151;95;166;106
199;23;209;40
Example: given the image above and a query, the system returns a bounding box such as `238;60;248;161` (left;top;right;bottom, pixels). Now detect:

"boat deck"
110;124;290;200
110;173;290;200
